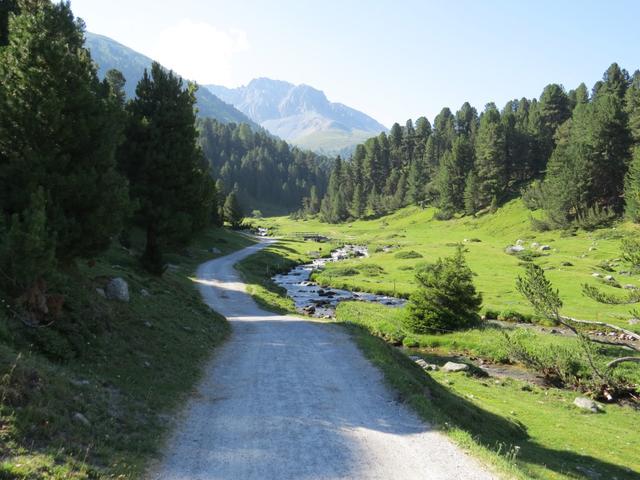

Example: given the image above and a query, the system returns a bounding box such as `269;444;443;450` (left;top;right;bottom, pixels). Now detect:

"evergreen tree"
120;63;213;274
0;0;128;265
463;171;481;215
436;137;473;212
536;84;571;165
404;245;482;333
350;182;366;218
475;103;506;207
625;147;640;222
626;70;640;145
223;191;244;228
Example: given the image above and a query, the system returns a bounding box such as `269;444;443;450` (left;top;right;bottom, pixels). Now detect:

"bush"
434;209;454;221
483;308;500;320
357;264;385;276
330;266;359;277
404;245;482;333
394;250;423;259
576;205;617;231
502;330;585;387
497;309;533;323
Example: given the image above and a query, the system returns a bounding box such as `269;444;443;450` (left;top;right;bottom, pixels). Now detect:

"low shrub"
394;250;423;259
497;309;533;323
357;264;385;276
483;308;500;320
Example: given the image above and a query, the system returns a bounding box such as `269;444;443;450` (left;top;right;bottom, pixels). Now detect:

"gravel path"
148;239;496;480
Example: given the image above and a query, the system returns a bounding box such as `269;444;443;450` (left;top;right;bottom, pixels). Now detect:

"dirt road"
149;239;495;479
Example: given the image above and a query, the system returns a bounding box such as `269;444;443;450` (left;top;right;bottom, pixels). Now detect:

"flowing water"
272;245;406;318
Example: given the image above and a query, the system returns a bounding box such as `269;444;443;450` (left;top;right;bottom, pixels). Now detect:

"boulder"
539;245;551;251
442;361;469;373
302;305;316;315
573;397;603;413
505;245;525;254
604;275;615;282
105;277;129;302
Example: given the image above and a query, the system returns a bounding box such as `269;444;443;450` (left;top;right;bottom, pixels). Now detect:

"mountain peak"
205;77;387;154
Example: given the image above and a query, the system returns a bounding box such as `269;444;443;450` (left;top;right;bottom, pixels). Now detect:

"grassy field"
0;228;254;479
261;199;640;330
237;203;640;479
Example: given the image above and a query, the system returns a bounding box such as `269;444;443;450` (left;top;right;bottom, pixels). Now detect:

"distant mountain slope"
206;78;387;154
85;32;258;127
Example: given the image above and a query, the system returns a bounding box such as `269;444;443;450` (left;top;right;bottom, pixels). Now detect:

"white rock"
105;277;129;302
442;362;469;372
573;397;603;413
604;275;615;282
73;412;91;427
591;273;602;278
505;245;525;254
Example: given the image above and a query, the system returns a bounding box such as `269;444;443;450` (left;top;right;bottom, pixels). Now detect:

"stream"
272;245;406;318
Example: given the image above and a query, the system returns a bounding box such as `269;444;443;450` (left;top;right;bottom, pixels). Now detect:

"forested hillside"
199;119;329;214
318;64;640;230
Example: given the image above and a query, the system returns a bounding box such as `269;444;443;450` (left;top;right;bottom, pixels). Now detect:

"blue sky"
71;0;640;127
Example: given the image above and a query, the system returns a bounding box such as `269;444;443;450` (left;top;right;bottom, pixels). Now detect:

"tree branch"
606;356;640;368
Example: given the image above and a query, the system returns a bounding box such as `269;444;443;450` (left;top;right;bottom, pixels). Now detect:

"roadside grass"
263;200;640;331
0;228;252;479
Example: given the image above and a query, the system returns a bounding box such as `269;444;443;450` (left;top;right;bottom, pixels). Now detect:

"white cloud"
152;20;249;85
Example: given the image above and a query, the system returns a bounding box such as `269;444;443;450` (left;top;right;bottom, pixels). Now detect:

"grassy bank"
261;200;640;330
0;228;253;479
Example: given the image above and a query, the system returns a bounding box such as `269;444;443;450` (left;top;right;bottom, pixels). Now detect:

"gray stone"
105;278;129;302
628;318;640;326
623;284;637;290
604;275;615;282
73;412;91;427
209;247;222;254
591;272;602;278
539;245;551;251
96;288;106;298
505;245;525;254
573;396;603;413
442;361;469;373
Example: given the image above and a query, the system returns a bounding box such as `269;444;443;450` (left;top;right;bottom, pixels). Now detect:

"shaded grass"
348;325;640;480
0;228;251;479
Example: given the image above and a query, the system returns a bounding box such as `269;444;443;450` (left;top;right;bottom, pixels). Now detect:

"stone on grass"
73;412;91;427
573;397;603;413
105;277;129;302
623;284;637;290
505;245;525;254
604;275;615;282
591;273;602;278
629;318;640;326
539;245;551;251
442;361;469;373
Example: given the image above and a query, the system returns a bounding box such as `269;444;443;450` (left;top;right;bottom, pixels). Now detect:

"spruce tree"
463;171;480;215
120;63;213;274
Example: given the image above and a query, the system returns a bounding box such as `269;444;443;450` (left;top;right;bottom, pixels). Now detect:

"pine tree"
120;63;213;274
437;137;473;212
404;245;482;333
223;191;244;228
350;182;365;218
463;171;480;215
475;103;506;207
0;0;128;265
626;70;640;146
625;147;640;222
